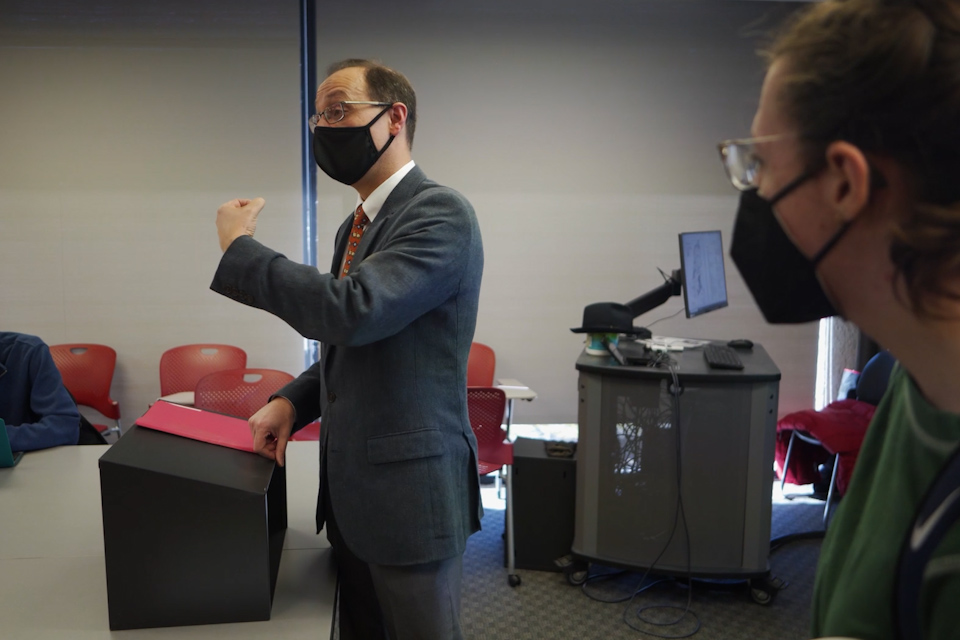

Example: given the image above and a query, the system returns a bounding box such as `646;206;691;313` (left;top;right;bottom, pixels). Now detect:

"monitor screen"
679;230;729;318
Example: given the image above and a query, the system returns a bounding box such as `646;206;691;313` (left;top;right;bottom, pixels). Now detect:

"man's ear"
388;103;407;136
822;141;871;223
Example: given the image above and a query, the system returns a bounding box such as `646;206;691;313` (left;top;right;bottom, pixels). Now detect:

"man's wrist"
270;394;298;428
220;232;242;252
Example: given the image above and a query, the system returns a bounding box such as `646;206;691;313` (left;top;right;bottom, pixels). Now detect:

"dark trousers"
324;477;464;640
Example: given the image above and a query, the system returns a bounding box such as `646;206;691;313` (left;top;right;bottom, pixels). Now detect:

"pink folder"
136;400;255;453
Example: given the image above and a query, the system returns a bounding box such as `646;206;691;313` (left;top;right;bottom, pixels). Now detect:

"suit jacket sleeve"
274;359;322;430
210;186;478;348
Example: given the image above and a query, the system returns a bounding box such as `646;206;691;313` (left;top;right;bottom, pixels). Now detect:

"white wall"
0;1;306;423
0;0;817;426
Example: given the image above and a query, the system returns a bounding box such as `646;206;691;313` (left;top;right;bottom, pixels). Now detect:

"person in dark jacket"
0;331;79;451
212;59;482;639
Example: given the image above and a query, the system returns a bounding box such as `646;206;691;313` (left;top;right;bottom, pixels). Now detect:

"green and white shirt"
812;365;960;639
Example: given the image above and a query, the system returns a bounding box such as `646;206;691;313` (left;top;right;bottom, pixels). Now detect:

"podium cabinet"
573;344;780;577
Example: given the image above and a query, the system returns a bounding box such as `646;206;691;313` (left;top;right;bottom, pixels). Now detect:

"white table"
495;378;537;439
163;382;538;432
157;391;195;406
0;442;335;640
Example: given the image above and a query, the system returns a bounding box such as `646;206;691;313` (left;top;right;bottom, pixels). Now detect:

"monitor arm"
625;269;683;319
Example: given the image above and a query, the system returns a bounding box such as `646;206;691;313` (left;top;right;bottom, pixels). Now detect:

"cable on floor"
615;359;701;638
581;567;669;604
769;529;825;553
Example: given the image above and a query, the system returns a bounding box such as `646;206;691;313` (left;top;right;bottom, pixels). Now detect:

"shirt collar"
356;160;416;222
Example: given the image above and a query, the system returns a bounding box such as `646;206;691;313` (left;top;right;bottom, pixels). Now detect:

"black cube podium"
98;424;287;630
511;437;577;572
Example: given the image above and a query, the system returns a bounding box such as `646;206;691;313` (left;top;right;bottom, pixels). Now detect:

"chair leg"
101;420;122;439
781;430;797;491
506;464;520;587
823;453;840;527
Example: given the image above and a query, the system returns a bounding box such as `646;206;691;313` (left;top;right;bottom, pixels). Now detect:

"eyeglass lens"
308;104;344;132
323;103;345;123
723;143;758;190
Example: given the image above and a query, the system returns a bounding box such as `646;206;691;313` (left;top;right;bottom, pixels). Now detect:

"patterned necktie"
340;205;369;278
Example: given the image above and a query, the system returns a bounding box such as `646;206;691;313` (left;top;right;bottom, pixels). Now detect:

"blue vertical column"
299;0;319;367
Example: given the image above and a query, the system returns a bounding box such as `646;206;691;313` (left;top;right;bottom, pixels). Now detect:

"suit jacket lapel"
324;166;428;378
325;214;355;381
351;166;428;265
376;165;427;223
330;215;354;276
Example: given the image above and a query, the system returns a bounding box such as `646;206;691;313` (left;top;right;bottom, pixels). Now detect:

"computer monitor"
678;230;729;318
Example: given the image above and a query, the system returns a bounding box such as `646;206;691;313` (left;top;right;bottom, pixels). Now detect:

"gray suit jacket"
211;166;483;565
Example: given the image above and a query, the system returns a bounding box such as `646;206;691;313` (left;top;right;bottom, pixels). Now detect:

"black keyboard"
703;345;744;370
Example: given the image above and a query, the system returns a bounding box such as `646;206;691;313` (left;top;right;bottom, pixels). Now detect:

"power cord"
644;306;685;330
769;530;825;553
618;359;701;638
581;568;669;604
644;349;673;369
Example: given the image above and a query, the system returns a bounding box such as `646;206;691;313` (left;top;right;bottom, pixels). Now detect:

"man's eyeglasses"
308;101;393;131
717;133;793;191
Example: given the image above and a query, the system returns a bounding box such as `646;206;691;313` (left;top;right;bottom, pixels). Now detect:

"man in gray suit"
211;59;483;639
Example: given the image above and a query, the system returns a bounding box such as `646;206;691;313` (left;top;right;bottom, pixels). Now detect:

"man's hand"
249;396;296;467
216;197;265;252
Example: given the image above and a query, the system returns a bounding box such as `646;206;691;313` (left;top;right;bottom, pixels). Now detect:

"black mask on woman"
729;172;850;324
313;106;395;185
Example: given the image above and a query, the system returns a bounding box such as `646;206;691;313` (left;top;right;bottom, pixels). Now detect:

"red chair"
290;420;321;441
194;369;295;420
159;344;247;397
49;343;122;438
467;342;496;387
467;386;519;586
777;350;896;525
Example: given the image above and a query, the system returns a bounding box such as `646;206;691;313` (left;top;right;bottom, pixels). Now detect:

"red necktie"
340;205;369;278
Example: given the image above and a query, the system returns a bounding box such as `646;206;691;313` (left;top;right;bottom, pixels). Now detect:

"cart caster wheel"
750;586;773;605
748;575;784;605
566;570;588;586
508;574;521;587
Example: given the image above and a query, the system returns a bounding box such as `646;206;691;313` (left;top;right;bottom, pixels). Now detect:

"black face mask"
313;106;395;185
730;172;850;324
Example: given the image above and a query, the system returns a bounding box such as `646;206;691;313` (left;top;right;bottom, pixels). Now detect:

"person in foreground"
211;59;483;639
719;1;960;637
0;331;80;451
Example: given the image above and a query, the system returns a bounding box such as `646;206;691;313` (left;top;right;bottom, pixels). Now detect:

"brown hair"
326;58;417;148
764;0;960;317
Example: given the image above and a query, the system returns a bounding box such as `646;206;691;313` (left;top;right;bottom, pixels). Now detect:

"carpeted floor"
460;486;826;640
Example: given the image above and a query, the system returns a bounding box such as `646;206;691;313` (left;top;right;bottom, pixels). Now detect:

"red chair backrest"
49;343;120;419
159;344;247;396
194;368;294;420
467;342;496;387
466;386;511;467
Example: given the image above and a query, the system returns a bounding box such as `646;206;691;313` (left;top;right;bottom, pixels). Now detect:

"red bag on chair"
776;399;877;495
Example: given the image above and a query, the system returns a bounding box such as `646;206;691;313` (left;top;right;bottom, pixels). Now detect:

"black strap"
329;570;339;640
77;414;108;445
65;389;108;445
895;443;960;640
